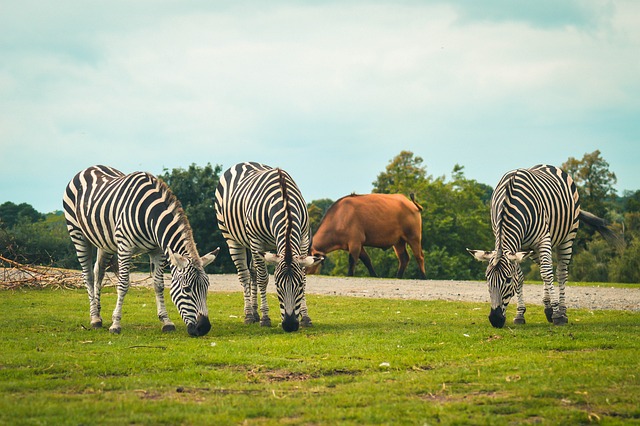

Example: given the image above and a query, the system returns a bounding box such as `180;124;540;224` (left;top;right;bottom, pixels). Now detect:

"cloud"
1;1;639;213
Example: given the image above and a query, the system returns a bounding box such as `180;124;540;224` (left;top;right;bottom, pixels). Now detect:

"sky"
1;0;639;214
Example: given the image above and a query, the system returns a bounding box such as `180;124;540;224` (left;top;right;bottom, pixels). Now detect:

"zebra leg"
553;259;570;325
110;250;133;334
254;256;271;327
513;265;526;324
300;279;313;327
91;249;113;328
150;253;176;332
537;242;557;323
229;244;257;324
69;231;99;328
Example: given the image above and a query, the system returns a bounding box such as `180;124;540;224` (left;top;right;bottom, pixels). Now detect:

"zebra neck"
151;207;198;261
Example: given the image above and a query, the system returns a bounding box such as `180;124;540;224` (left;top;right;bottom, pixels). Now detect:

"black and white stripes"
215;162;321;332
63;165;217;336
469;164;582;328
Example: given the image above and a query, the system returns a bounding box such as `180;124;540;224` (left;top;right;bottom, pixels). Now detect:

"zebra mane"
277;168;294;266
156;177;200;262
494;170;521;262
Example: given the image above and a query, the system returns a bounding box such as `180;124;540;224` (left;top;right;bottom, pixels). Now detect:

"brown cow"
308;193;426;279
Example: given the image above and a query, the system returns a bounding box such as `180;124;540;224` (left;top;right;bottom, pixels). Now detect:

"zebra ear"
467;248;494;262
168;251;190;270
506;251;533;263
296;255;324;267
200;247;220;268
262;252;281;264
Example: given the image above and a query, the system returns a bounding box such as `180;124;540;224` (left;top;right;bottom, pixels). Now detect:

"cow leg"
407;236;427;279
359;248;378;277
393;242;410;278
347;245;362;276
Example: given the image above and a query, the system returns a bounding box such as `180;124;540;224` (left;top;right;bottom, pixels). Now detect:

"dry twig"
0;255;84;290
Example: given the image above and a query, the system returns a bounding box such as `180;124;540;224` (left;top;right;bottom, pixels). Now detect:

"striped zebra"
468;164;620;328
214;162;322;332
63;165;218;336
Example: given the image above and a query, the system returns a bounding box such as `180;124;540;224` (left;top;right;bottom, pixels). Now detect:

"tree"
372;150;430;195
562;150;617;218
0;202;44;228
159;163;234;273
307;198;334;235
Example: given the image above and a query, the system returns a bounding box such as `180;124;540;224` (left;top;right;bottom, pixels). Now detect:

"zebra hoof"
162;324;176;332
109;326;121;334
260;317;272;327
513;317;526;325
544;307;554;323
552;315;568;326
244;315;257;325
91;320;103;329
301;316;313;327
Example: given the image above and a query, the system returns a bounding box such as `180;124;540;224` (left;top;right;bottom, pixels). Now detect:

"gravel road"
128;273;640;311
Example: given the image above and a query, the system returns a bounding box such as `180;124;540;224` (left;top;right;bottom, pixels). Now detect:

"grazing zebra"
63;165;218;336
214;162;322;332
468;164;620;328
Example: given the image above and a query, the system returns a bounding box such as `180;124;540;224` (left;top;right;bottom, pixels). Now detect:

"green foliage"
1;288;639;425
562;150;617;219
0;201;44;228
159;163;235;273
0;210;77;268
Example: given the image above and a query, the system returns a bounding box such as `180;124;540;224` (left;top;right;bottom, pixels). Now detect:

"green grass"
1;287;638;425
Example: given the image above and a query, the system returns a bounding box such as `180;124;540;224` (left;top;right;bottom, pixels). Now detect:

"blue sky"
1;1;639;214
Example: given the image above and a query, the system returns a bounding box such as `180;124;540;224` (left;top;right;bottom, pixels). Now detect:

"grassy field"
0;286;638;425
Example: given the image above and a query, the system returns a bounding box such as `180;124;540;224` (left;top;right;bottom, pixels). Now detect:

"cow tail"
409;193;423;211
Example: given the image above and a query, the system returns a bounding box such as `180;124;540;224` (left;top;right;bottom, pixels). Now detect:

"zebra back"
490;164;580;257
63;165;202;263
215;162;310;258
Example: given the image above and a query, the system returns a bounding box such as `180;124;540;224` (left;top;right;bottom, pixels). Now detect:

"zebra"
467;164;621;328
63;165;219;336
214;162;323;332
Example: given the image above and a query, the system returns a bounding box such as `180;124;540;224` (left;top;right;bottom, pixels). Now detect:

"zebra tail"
578;210;625;249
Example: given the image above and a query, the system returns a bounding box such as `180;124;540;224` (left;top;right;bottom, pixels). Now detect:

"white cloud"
1;1;639;213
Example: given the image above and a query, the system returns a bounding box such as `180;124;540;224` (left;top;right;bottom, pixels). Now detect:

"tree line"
1;150;638;283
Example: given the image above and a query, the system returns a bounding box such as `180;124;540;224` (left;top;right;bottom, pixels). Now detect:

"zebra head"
467;248;532;328
263;252;323;332
167;248;219;336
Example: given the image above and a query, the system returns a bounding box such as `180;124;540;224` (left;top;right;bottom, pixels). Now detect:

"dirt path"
127;273;640;311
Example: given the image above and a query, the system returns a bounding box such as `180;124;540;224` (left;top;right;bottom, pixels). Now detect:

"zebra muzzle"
281;313;300;332
489;308;506;328
187;314;211;337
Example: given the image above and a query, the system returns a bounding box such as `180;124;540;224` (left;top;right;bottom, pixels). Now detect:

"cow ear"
296;255;324;267
200;247;220;268
506;251;533;263
467;248;494;262
168;250;189;270
261;252;280;264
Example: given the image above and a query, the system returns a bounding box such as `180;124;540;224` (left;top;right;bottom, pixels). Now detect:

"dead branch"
0;255;84;290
